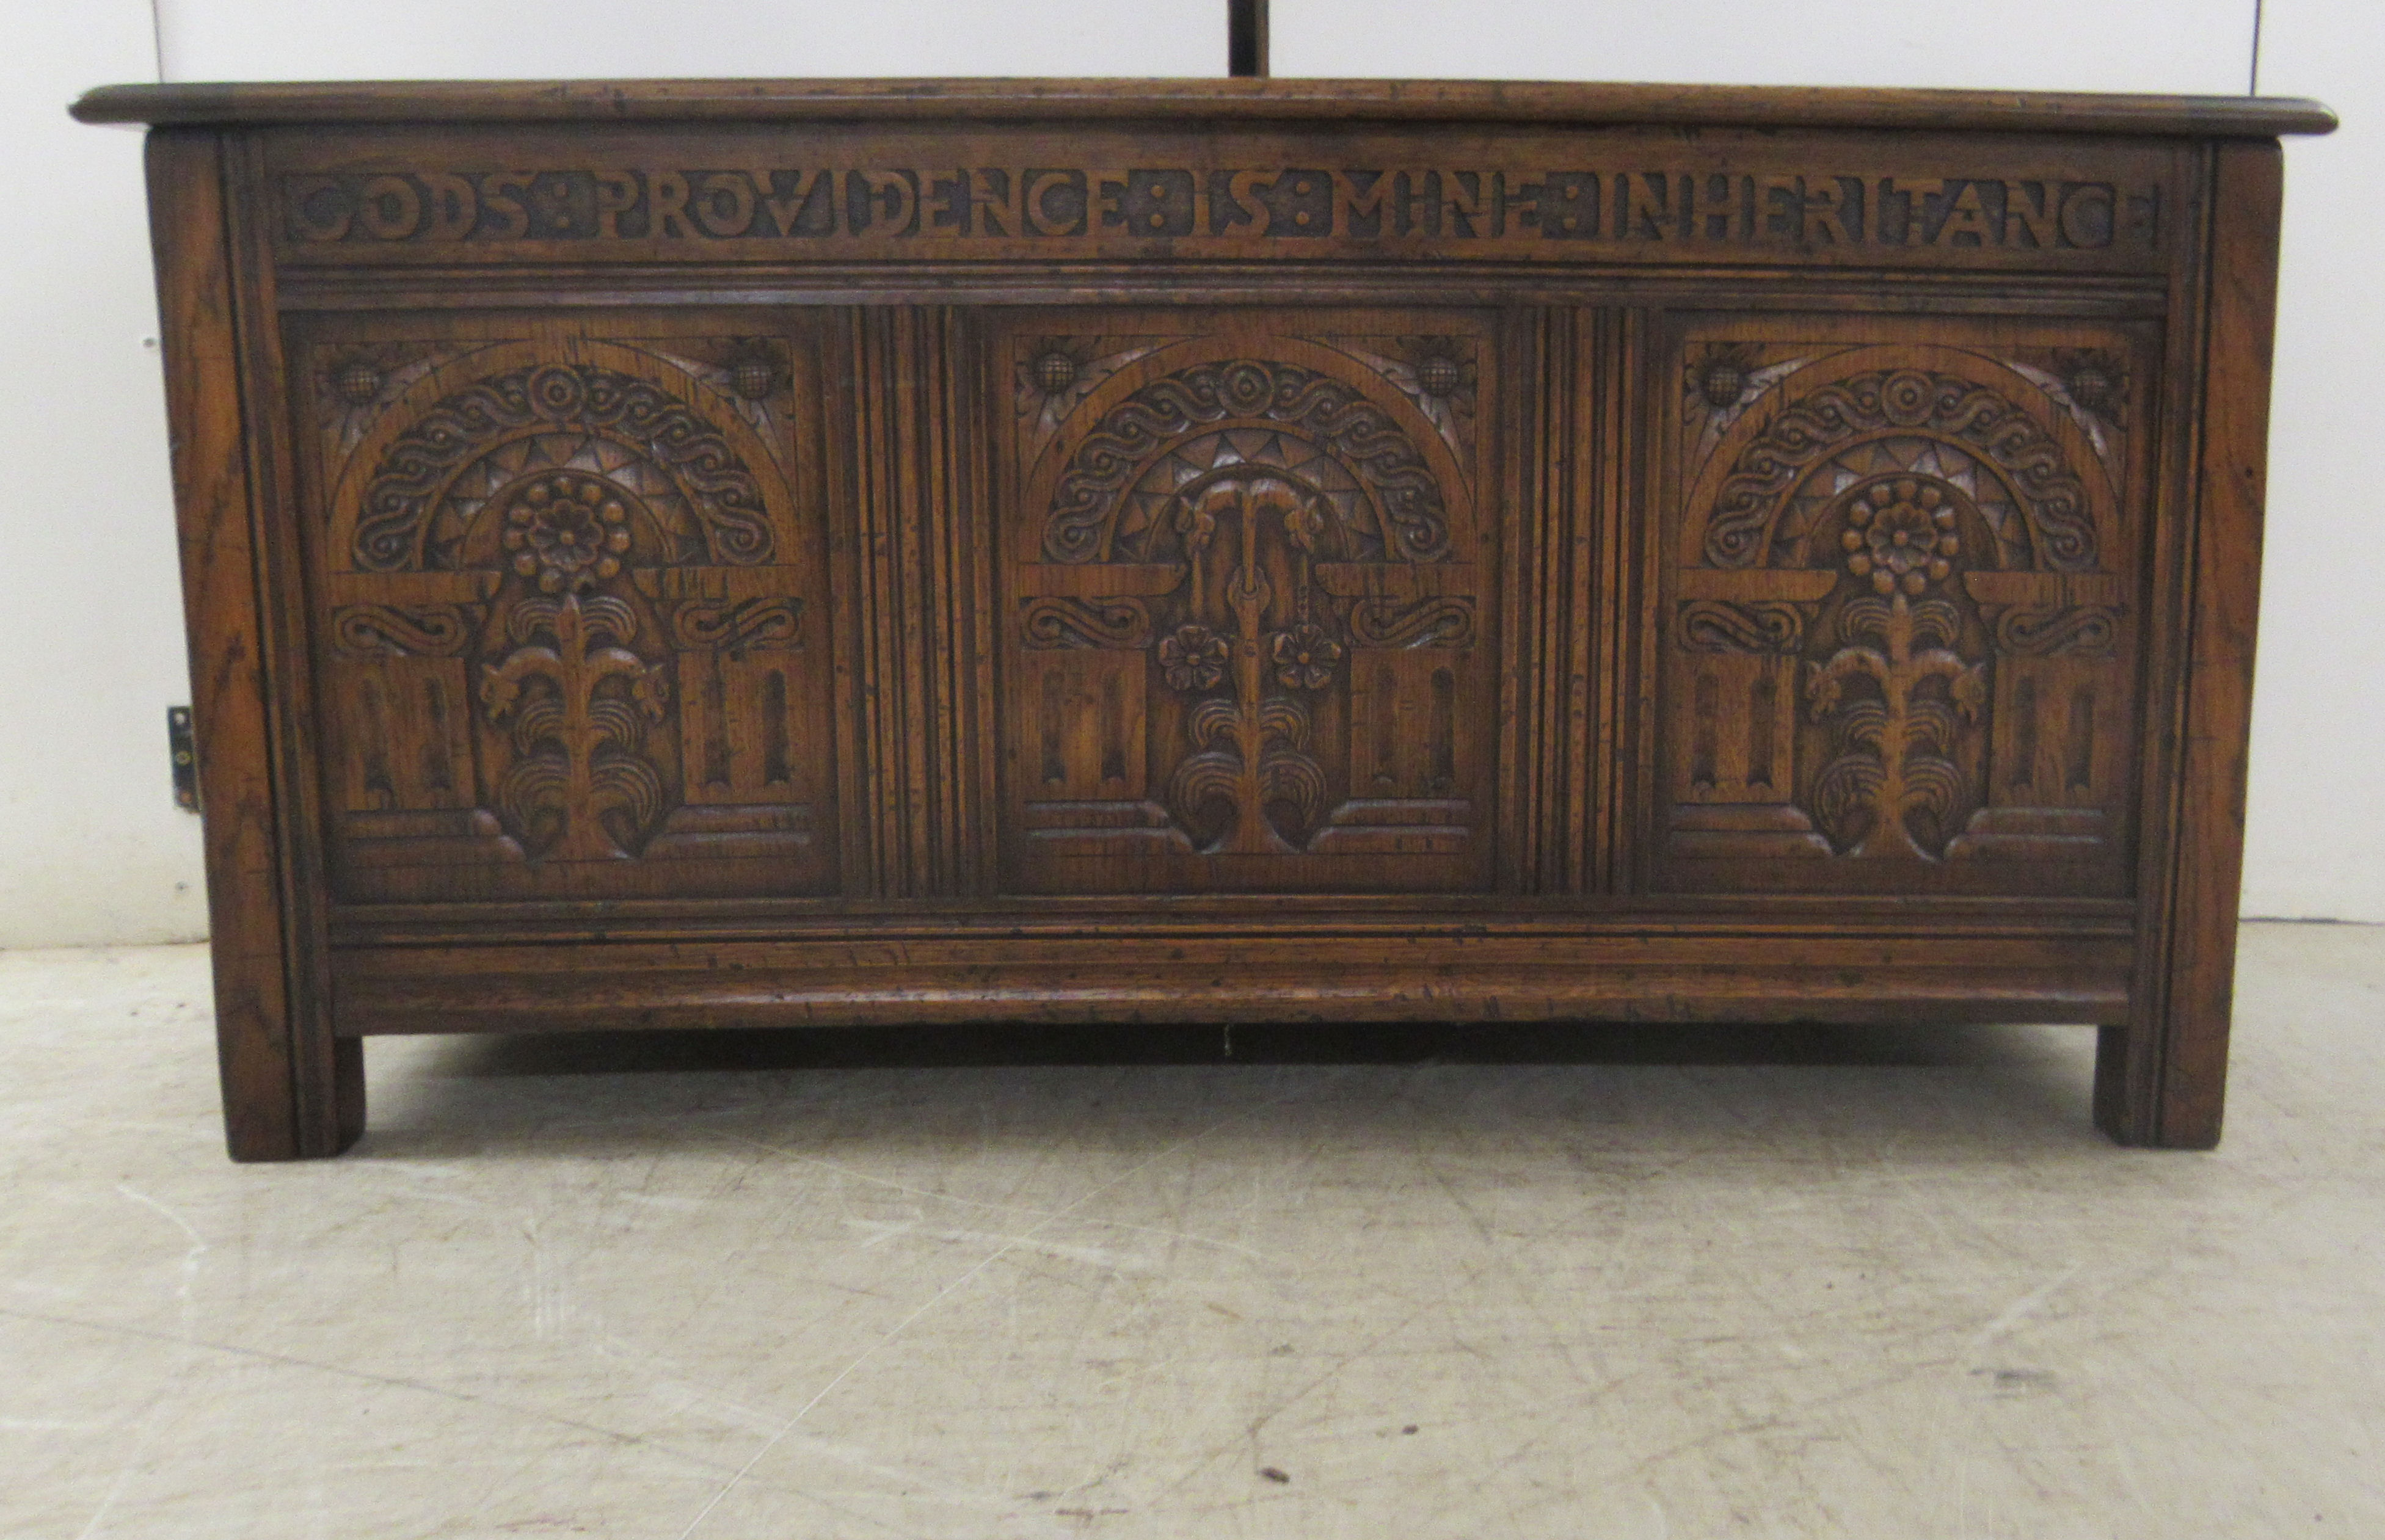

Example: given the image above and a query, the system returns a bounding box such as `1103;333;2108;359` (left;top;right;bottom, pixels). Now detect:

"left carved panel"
292;318;839;901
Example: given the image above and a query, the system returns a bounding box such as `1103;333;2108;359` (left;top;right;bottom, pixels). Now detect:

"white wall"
1274;0;2259;93
2238;0;2385;920
3;1;2375;946
0;5;208;948
156;0;1226;81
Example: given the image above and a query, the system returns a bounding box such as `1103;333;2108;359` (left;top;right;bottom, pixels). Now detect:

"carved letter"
2059;183;2115;249
851;170;918;236
2002;180;2059;248
286;175;352;242
1684;172;1742;241
355;175;422;240
1933;181;1995;245
647;171;694;238
1441;172;1487;238
419;173;477;241
593;171;639;238
756;169;833;236
1804;178;1855;245
1891;178;1947;246
692;172;755;237
1025;170;1085;236
967;169;1023;236
1622;173;1672;239
479;172;533;239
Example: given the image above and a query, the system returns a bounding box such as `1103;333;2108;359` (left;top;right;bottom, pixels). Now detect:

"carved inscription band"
286;167;2159;256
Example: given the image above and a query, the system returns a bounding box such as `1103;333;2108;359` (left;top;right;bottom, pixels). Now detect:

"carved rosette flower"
720;340;785;401
501;473;633;594
331;354;386;406
1270;623;1343;691
1843;479;1958;597
1024;336;1095;401
1158;625;1229;691
1400;338;1473;402
2053;348;2128;424
1689;343;1761;411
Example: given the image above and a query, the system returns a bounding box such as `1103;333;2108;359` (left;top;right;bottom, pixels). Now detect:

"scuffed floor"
1;923;2380;1538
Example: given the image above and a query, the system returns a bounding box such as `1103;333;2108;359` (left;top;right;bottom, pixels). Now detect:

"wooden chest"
74;79;2334;1157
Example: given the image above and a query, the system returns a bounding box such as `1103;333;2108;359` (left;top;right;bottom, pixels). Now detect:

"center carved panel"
998;320;1496;894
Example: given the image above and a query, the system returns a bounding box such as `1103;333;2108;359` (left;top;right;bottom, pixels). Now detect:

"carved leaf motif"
1801;592;1985;860
479;592;671;860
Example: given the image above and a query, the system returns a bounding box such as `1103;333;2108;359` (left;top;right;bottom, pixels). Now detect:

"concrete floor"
0;924;2379;1539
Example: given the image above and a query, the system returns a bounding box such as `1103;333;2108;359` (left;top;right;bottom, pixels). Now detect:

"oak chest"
74;79;2334;1156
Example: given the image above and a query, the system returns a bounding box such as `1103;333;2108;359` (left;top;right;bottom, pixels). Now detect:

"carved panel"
996;314;1498;894
297;321;837;901
1654;324;2148;896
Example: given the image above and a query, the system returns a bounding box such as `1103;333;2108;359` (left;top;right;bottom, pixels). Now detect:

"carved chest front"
75;78;2332;1156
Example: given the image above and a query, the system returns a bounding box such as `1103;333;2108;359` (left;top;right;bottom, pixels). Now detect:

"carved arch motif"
1700;366;2099;572
354;361;775;573
1043;357;1452;565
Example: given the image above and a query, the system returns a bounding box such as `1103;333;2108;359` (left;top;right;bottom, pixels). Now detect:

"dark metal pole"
1229;0;1270;77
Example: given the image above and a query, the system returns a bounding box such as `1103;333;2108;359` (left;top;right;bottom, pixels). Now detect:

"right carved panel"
1651;318;2151;896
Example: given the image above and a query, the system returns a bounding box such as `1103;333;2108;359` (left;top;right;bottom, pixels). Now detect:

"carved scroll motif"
1995;606;2118;657
1675;600;1804;654
1350;596;1476;648
667;596;803;652
332;604;474;657
1021;596;1154;650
